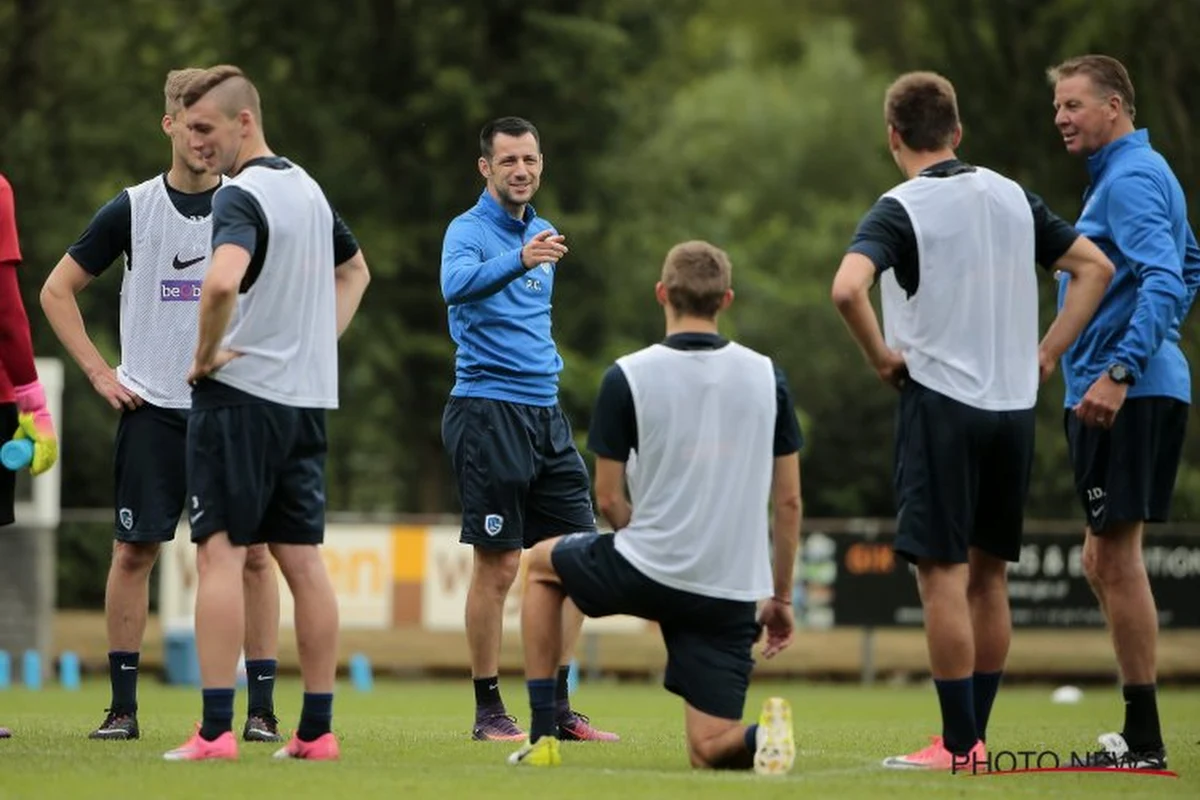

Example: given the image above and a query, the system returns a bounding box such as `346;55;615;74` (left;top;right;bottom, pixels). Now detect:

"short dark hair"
1047;54;1136;120
480;117;540;159
661;241;732;319
885;71;960;152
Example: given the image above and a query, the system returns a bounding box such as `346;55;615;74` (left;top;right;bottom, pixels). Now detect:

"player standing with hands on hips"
162;64;370;762
833;71;1113;771
41;68;284;743
1048;54;1200;769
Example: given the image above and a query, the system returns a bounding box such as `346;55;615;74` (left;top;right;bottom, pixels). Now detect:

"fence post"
860;626;875;685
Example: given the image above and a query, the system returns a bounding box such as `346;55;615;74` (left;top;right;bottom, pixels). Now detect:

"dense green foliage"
2;0;1197;521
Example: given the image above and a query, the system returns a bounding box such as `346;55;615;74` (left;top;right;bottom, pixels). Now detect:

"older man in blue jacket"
1049;54;1200;770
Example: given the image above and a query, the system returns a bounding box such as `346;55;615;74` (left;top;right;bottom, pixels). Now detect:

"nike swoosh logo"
256;674;274;681
119;664;137;671
172;254;205;270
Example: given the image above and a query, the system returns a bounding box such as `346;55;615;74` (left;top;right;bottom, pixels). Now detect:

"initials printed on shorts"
160;279;202;302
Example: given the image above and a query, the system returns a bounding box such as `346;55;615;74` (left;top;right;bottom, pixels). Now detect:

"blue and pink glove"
13;381;58;476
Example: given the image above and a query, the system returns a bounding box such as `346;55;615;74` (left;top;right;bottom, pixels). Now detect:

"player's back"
881;166;1039;411
214;159;338;409
613;340;776;601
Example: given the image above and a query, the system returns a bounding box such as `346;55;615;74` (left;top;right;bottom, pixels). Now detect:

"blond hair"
164;68;206;115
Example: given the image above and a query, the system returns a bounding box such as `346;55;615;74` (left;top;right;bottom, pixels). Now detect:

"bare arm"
831;253;907;387
1039;235;1115;371
594;456;631;531
757;452;802;659
40;254;141;409
769;452;802;602
334;249;370;337
40;255;104;378
189;243;249;382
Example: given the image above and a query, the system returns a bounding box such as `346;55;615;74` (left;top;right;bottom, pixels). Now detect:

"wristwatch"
1107;363;1135;385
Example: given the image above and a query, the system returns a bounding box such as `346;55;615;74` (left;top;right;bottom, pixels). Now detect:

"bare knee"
686;733;734;769
112;541;160;575
197;535;247;575
1083;526;1143;589
268;543;323;583
1082;540;1102;586
244;544;275;576
916;561;969;604
472;548;521;596
967;550;1008;601
526;538;561;583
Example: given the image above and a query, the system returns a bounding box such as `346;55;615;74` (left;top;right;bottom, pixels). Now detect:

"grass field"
0;679;1196;799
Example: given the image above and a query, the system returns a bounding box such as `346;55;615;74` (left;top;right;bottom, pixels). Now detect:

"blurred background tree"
2;0;1197;539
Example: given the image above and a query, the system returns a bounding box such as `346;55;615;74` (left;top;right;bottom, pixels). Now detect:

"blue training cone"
349;653;373;692
59;651;81;690
22;650;41;690
0;650;10;689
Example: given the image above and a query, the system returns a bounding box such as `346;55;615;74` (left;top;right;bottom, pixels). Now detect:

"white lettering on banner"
421;525;646;633
1009;543;1200;581
1144;547;1200;578
1007;580;1069;601
1067;545;1084;578
158;525;393;631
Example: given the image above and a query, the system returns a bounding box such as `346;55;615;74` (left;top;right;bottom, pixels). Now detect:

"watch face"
1110;365;1129;382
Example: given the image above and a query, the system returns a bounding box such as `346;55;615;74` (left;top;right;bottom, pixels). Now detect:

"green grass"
0;680;1196;799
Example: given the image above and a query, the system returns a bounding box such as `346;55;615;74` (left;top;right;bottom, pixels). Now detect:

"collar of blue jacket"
1086;128;1149;180
476;189;538;232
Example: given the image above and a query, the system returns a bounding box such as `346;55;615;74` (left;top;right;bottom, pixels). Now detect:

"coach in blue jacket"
438;117;618;745
1049;55;1200;770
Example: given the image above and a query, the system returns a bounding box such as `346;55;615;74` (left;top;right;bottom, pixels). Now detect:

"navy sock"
473;676;503;712
200;688;235;741
555;666;571;715
1122;684;1162;750
527;678;557;742
973;671;1003;743
245;659;277;717
297;692;334;742
744;723;759;754
108;651;140;714
934;676;978;755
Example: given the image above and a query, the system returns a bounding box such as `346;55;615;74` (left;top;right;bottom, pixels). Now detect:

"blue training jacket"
1057;129;1200;407
440;190;563;405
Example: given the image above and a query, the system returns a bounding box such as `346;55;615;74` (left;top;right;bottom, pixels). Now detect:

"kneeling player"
509;241;803;772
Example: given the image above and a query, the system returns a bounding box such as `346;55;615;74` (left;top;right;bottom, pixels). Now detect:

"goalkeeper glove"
13;381;58;476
